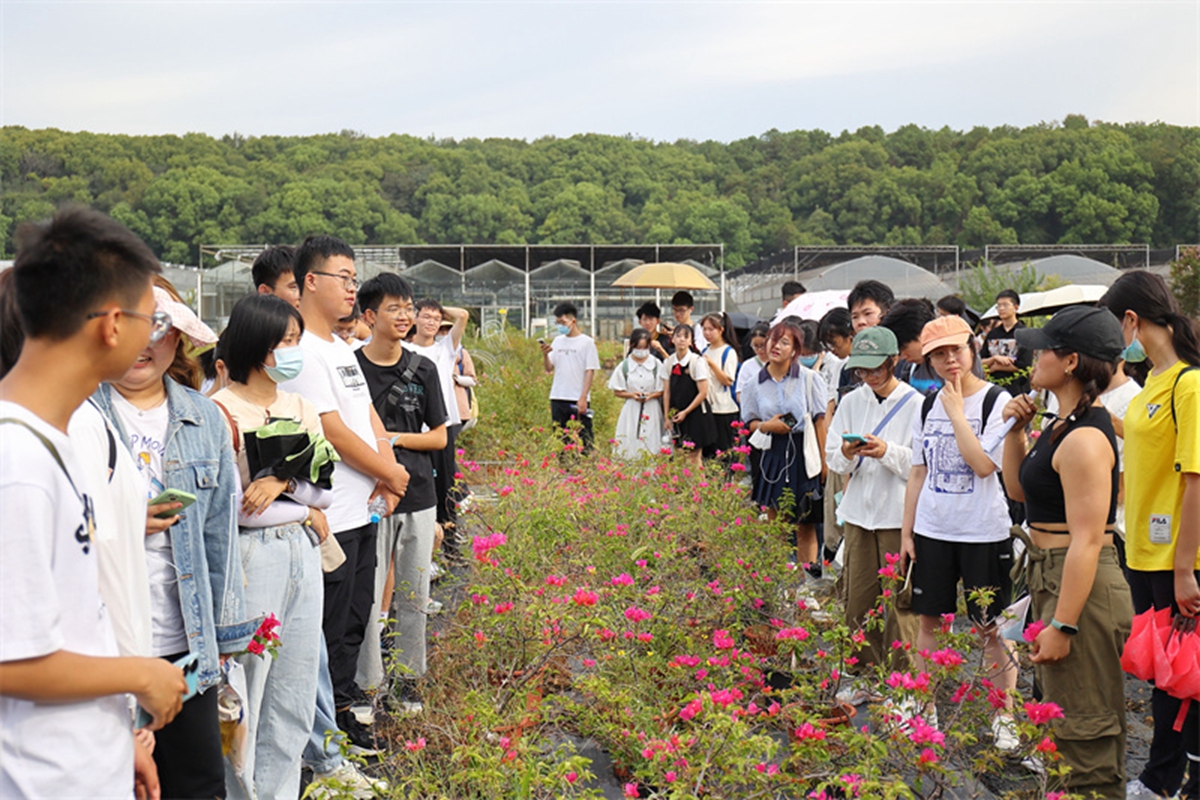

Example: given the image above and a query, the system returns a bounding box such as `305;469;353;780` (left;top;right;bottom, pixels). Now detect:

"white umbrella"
771;290;849;326
980;284;1108;319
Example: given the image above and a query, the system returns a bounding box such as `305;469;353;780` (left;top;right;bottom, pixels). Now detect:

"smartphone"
781;412;799;428
841;433;869;445
149;488;197;519
134;652;200;728
537;338;547;345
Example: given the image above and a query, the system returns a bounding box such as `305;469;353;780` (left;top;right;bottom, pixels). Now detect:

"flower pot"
744;624;779;657
790;701;857;729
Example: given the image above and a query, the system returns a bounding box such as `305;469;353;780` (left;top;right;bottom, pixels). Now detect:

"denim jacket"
93;379;259;690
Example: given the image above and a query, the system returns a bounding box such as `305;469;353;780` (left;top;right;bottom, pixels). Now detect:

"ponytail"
1168;311;1200;367
1100;270;1200;366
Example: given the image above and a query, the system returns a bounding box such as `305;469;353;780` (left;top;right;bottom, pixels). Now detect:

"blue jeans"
303;638;343;774
226;524;323;800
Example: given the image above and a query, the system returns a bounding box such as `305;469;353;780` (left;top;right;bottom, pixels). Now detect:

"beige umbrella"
610;262;718;291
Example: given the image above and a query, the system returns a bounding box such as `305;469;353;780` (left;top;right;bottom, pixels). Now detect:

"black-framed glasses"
86;309;172;344
310;271;360;291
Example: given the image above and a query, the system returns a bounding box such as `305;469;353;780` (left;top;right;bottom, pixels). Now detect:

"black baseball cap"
1015;305;1125;362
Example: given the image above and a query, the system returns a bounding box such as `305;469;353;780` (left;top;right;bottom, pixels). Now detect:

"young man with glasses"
353;274;449;713
407;298;468;558
0;207;189;799
280;236;409;784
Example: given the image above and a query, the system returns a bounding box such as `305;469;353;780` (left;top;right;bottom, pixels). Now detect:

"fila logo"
1146;403;1162;419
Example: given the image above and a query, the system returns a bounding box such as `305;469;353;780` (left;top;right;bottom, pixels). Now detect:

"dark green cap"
844;326;899;370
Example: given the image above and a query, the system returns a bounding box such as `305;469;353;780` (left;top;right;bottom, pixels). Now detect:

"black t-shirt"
984;321;1033;394
355;347;448;514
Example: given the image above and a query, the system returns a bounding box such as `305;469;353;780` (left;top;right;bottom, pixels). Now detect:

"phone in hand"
781;412;799;429
149;488;197;519
537;338;546;345
841;433;869;445
134;652;199;728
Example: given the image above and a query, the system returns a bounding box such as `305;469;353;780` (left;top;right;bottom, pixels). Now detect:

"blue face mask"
264;345;304;383
1121;334;1148;363
556;324;570;336
799;354;819;368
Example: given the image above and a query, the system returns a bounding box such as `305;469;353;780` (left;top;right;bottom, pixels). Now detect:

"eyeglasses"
380;305;415;317
310;271;360;291
929;344;969;362
86;309;173;344
852;364;891;379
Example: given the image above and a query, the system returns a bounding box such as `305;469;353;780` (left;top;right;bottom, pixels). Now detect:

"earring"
1065;369;1073;376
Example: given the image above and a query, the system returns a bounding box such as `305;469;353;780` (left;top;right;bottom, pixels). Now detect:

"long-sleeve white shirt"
825;381;920;531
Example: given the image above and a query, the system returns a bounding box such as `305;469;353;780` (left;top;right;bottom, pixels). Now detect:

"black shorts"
910;533;1014;624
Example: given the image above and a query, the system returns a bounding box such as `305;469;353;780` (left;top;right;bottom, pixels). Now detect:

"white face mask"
631;349;650;360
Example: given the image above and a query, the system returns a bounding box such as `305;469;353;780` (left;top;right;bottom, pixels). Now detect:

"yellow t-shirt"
1123;360;1200;571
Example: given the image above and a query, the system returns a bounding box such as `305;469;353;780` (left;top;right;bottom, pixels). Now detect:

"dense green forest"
2;115;1197;268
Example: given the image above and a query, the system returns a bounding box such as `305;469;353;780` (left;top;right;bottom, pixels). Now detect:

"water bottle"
368;496;388;524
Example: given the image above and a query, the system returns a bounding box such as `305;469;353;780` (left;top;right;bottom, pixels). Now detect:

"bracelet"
390;434;402;448
303;512;314;527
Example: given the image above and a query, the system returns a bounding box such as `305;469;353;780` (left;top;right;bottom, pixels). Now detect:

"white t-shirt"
702;344;740;415
1100;376;1142;538
69;401;153;657
735;358;764;406
110;392;188;657
280;330;376;533
548;334;601;403
911;384;1013;543
408;336;462;428
0;402;134;799
819;353;845;406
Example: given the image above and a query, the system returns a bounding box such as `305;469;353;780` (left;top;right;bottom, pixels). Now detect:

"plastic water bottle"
368;496;388;524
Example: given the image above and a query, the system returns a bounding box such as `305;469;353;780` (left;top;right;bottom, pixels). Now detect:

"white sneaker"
350;704;374;727
835;680;881;706
429;561;445;581
424;599;443;615
312;761;388;799
992;714;1019;753
1126;779;1171;799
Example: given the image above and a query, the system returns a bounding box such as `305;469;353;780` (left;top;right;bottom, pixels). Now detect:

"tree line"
1;115;1197;269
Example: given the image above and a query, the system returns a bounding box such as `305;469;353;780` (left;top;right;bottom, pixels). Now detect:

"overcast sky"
2;1;1197;142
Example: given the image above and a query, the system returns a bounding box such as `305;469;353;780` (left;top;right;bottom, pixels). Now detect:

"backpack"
920;384;1005;436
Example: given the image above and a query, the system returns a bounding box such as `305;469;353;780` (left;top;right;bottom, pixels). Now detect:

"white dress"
607;356;667;458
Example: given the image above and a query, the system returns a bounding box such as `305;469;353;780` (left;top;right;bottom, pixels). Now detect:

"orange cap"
919;315;973;356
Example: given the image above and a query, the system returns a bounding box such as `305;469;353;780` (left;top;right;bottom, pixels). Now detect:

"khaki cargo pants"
842;523;920;672
1029;543;1133;799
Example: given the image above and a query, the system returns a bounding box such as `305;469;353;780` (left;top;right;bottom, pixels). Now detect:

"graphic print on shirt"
129;433;166;498
76;492;97;554
337;364;367;390
988;336;1019;360
924;417;980;495
1146;403;1162;419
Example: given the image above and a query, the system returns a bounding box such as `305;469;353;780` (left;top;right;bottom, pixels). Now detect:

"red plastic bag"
1122;607;1173;682
1159;623;1200;702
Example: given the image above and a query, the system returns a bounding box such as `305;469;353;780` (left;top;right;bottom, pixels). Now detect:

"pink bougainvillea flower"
611;572;635;586
712;629;735;649
1023;619;1047;643
679;698;704;721
624;605;651;622
573;589;599;606
1024;701;1065;725
405;737;426;752
498;485;514;497
564;771;578;784
492;602;513;615
917;748;938;765
624;782;639;797
793;722;826;741
930;648;963;667
1036;736;1058;754
246;640;265;655
545;574;566;586
664;771;677;783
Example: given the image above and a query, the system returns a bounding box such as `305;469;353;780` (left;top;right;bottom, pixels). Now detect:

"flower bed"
367;337;1073;798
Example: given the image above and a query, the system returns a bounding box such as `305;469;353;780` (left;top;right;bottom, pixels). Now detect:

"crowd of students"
1;206;1197;800
0;211;480;799
541;275;1198;800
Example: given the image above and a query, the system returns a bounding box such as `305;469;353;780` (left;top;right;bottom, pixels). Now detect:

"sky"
1;0;1197;142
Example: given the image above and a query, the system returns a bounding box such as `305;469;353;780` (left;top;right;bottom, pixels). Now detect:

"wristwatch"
1050;618;1078;636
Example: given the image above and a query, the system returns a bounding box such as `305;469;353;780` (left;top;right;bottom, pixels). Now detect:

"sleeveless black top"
1018;404;1119;526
